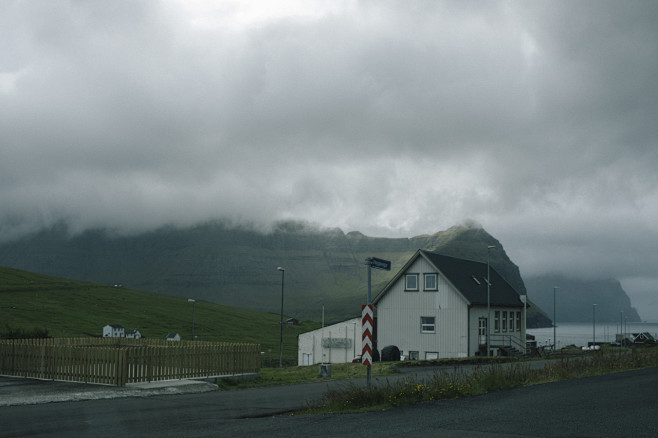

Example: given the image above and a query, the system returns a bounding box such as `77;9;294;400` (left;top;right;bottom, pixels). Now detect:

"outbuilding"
298;318;361;365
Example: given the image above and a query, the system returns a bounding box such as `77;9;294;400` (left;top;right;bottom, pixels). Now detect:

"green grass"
0;266;318;365
304;348;658;414
216;361;401;390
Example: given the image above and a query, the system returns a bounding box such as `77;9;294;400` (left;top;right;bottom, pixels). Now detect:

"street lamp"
486;245;495;357
188;298;195;340
553;287;558;352
592;304;597;346
277;267;285;368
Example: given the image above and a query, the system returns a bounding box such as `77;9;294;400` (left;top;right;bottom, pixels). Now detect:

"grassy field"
307;348;658;414
0;266;319;366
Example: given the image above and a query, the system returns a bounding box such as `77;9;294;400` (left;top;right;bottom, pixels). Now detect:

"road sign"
361;304;374;366
368;257;391;271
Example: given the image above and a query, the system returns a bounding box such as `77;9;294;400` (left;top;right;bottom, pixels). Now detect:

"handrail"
489;333;526;352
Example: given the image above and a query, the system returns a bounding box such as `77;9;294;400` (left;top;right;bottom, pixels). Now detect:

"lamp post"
277;267;285;368
188;298;195;340
553;287;558;352
486;245;495;357
620;310;624;344
592;304;597;346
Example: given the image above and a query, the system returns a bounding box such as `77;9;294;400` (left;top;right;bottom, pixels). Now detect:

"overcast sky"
2;1;657;319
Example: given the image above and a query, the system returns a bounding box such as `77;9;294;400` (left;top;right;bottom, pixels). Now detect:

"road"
1;367;656;437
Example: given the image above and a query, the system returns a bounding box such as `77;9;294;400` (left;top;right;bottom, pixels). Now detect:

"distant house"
166;333;181;342
373;250;527;359
616;332;655;346
125;328;142;339
298;318;361;365
286;318;300;326
103;324;125;338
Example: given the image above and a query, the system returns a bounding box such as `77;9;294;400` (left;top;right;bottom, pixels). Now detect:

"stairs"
499;345;523;357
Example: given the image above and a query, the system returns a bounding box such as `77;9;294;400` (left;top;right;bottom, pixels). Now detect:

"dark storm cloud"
1;1;657;317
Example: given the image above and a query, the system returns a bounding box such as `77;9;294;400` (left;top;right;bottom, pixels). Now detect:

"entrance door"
478;317;487;345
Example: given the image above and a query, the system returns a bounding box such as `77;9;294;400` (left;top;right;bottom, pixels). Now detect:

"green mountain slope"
0;266;315;365
1;221;554;326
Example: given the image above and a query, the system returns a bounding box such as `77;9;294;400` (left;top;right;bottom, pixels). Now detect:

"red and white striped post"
364;257;390;387
361;304;374;366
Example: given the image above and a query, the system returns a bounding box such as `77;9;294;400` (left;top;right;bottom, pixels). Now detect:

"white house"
298;318;361;365
166;333;181;341
125;328;142;339
103;324;125;338
373;250;526;360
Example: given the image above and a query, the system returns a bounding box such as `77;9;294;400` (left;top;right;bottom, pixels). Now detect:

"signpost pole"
362;257;390;389
366;261;372;387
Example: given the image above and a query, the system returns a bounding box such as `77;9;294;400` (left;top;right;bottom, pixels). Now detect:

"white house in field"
166;333;181;341
373;250;526;359
103;324;125;338
298;318;361;365
125;328;142;339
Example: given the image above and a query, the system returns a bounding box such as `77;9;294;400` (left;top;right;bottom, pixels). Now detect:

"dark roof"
374;250;523;308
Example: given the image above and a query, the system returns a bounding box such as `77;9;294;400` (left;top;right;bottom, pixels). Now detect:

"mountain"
0;220;548;326
524;275;641;323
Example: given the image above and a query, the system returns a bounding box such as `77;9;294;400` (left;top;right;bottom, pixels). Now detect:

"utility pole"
486;246;495;357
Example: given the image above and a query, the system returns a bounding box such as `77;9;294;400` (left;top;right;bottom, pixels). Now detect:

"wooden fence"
0;338;260;386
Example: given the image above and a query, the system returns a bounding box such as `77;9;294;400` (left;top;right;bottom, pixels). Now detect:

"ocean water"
527;322;658;349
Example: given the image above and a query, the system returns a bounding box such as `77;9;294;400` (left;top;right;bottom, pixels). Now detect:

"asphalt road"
1;367;656;437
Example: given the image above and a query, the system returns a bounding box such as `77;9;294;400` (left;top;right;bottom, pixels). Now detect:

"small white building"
103;324;125;338
166;333;181;341
298;318;361;365
374;250;526;360
125;328;142;339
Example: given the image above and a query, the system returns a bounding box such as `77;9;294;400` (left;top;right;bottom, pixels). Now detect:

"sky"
2;1;657;319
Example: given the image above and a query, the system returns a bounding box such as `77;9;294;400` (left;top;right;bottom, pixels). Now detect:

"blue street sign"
368;257;391;271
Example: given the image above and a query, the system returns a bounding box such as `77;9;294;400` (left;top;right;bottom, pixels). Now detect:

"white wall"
298;318;361;365
376;256;470;359
468;306;525;356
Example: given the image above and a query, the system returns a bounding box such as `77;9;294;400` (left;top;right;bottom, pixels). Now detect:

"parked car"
351;355;362;363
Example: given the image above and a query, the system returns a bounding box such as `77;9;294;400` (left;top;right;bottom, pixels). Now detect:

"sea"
527;322;658;349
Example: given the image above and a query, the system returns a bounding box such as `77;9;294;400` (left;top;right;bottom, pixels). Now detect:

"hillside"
1;221;554;326
0;266;315;365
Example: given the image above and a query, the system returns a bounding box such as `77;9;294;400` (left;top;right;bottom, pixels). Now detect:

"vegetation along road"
1;365;656;438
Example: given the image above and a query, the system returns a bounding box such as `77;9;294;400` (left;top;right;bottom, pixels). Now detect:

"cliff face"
0;220;630;327
524;275;641;323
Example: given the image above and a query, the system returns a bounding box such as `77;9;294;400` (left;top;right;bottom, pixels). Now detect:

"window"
502;311;507;332
516;312;521;331
494;311;500;332
509;312;514;332
424;273;438;291
405;274;419;291
409;351;419;360
421;316;435;333
425;352;439;360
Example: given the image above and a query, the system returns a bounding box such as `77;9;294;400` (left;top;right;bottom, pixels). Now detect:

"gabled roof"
373;250;523;308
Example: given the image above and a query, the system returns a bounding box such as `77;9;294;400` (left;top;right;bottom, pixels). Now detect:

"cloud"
1;0;657;318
